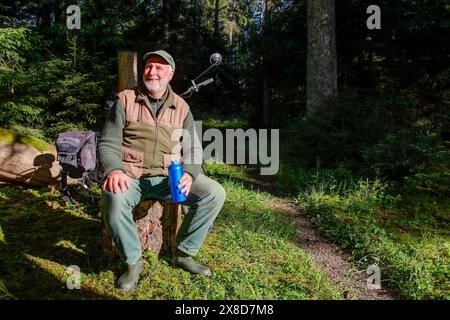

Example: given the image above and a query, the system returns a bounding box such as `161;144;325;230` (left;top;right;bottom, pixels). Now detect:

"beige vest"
116;86;190;179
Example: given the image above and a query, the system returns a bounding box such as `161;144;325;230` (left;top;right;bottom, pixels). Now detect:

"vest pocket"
122;146;144;179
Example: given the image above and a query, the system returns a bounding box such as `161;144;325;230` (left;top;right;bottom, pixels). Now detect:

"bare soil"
273;198;394;300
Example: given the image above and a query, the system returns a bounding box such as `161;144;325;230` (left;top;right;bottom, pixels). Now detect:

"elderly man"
98;50;226;292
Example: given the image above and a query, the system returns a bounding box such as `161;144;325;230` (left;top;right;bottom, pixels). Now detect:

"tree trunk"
162;0;180;43
306;0;337;115
262;0;272;127
228;0;236;67
214;0;220;43
53;0;63;24
102;200;182;260
262;72;270;126
162;0;171;41
118;51;138;91
37;4;52;29
193;0;202;51
72;33;77;68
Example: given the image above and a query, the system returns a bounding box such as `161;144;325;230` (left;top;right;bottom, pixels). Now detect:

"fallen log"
0;129;62;187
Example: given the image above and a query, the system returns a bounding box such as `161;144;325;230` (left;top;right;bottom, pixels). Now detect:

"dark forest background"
1;1;449;188
0;1;449;299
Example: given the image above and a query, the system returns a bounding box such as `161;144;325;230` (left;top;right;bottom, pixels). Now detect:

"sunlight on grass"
0;127;52;152
0;279;16;300
204;162;255;185
292;165;450;299
0;226;5;244
0;163;343;299
202;117;249;130
119;178;341;300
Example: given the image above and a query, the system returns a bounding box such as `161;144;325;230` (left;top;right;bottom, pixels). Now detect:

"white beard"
143;76;170;95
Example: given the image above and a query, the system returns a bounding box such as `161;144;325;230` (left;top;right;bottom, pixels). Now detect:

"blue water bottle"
168;160;187;203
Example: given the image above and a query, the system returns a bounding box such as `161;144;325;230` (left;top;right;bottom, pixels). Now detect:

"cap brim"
143;52;168;64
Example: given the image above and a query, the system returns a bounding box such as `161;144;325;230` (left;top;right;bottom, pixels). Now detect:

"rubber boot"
174;251;212;276
117;258;144;292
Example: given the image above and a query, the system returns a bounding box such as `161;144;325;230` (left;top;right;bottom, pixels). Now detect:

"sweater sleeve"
98;99;126;177
182;110;204;180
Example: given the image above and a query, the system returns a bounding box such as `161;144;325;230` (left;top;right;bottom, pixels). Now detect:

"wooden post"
118;51;138;91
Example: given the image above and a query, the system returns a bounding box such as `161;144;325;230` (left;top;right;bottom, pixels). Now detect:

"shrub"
363;121;450;196
285;90;397;167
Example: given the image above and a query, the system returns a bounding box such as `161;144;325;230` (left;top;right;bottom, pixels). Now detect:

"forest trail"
247;169;395;300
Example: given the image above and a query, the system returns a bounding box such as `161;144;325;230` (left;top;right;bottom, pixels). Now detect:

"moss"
0;226;4;244
0;127;52;153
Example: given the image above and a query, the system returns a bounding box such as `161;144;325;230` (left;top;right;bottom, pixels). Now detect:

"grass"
0;279;16;300
202;117;249;130
276;162;449;299
203;162;256;185
0;163;342;300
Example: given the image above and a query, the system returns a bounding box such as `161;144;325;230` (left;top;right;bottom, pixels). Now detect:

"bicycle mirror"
209;53;222;66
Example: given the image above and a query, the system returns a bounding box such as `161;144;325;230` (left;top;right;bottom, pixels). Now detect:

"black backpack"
55;131;97;178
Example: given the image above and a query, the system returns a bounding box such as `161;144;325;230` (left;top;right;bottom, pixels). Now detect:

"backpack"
55;131;97;178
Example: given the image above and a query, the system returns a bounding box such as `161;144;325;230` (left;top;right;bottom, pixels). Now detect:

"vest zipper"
151;113;160;170
151;98;167;171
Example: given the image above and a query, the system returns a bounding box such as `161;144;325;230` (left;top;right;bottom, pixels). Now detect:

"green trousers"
101;173;226;264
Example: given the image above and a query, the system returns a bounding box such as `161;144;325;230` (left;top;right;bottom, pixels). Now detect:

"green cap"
143;50;175;71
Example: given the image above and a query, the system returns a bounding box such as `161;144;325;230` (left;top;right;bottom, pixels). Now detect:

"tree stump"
101;200;182;260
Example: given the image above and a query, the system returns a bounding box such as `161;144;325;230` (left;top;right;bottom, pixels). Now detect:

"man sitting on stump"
98;50;226;292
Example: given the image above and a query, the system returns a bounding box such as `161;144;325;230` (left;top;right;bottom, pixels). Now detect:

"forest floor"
0;164;343;300
275;199;394;299
246;170;394;300
0;162;447;300
250;160;449;300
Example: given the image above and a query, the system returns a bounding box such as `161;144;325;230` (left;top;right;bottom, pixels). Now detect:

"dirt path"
247;169;395;300
272;198;394;300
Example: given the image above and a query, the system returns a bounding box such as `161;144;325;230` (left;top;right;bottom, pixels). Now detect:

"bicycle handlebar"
180;77;214;98
197;78;214;88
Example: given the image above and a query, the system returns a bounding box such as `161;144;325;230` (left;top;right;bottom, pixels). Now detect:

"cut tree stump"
101;199;182;260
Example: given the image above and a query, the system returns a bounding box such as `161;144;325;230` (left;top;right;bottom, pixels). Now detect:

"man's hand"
178;173;193;197
102;170;130;193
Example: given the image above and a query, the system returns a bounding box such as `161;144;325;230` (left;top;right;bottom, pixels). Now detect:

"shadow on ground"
0;185;120;299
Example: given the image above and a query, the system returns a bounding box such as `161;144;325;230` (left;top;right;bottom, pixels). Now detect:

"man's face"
143;56;174;96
